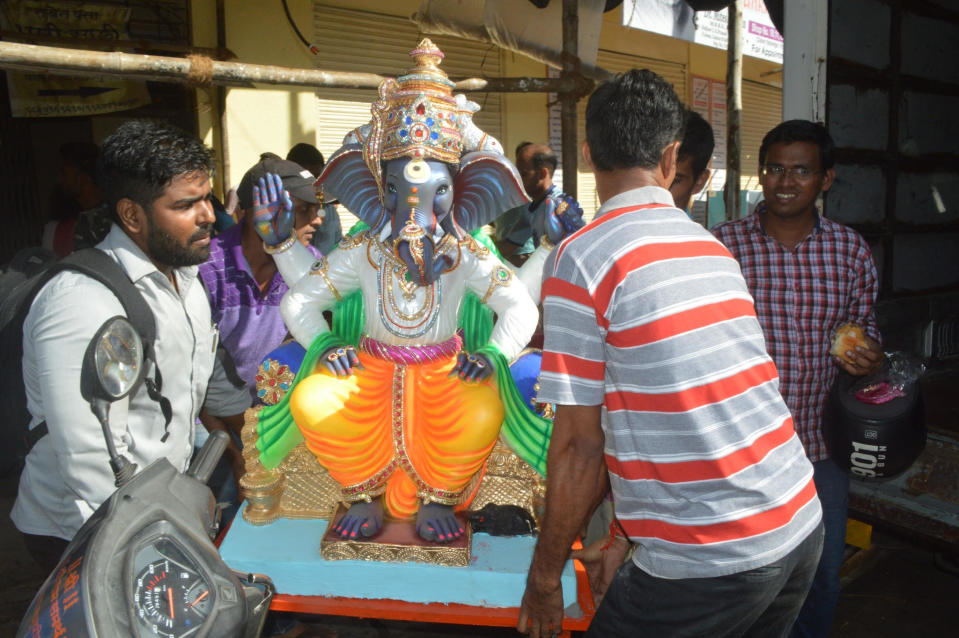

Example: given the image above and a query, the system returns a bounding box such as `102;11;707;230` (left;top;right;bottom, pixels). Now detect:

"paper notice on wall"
2;1;151;117
622;0;783;64
691;75;727;193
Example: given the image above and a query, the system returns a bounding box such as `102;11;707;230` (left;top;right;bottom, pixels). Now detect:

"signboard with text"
622;0;783;64
2;0;151;117
690;74;728;192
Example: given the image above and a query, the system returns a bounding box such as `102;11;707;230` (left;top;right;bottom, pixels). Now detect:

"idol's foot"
415;502;465;543
332;499;383;539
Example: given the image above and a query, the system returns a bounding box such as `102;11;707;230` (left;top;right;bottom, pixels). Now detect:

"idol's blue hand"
451;351;494;382
321;345;363;377
252;172;295;246
532;199;565;246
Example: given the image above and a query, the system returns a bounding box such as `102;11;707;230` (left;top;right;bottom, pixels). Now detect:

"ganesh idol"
249;39;552;544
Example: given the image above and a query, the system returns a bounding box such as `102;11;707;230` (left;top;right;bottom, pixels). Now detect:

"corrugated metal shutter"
598;50;687;96
312;5;503;232
575;51;687;220
741;80;782;190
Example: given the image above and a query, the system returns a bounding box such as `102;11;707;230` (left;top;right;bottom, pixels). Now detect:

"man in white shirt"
11;120;238;571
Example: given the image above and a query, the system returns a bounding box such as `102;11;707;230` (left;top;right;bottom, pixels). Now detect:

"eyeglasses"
761;165;823;181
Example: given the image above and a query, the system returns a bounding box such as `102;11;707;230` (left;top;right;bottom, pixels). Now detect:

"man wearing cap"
286;142;344;256
198;153;323;402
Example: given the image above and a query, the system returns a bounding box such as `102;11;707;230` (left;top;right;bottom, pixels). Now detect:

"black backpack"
0;248;171;477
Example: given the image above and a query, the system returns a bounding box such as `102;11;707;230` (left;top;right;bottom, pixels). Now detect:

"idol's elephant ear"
317;143;389;234
449;151;529;237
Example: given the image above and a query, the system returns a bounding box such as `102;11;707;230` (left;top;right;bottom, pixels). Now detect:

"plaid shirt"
712;202;881;461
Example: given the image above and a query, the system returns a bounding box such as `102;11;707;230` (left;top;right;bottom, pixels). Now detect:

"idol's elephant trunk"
393;207;452;286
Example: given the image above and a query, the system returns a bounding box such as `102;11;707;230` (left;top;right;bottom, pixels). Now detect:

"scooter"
16;315;274;637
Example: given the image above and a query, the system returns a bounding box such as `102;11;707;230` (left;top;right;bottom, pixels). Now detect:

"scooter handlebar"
187;429;229;485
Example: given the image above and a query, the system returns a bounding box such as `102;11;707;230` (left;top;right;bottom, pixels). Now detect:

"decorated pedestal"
225;385;575;611
218;502;579;611
238;405;546;567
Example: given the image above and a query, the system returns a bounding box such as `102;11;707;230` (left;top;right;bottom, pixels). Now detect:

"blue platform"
219;503;579;609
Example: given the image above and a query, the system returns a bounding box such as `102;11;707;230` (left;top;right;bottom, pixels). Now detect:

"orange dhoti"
288;345;504;519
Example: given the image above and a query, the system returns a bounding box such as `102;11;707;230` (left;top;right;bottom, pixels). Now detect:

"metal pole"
0;41;580;93
725;0;743;221
215;0;230;194
782;0;828;122
561;0;579;200
456;76;578;93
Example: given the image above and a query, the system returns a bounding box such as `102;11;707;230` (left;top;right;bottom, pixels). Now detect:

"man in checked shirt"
712;119;884;638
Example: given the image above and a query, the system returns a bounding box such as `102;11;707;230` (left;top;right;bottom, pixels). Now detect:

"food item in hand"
830;323;867;364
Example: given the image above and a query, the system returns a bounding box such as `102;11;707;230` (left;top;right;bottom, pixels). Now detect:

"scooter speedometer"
131;538;214;637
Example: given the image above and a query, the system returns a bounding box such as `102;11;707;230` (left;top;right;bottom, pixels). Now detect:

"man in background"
198;154;324;511
287;142;343;255
669;109;714;212
493;142;583;266
57;141;101;206
42;142;107;256
199;154;323;403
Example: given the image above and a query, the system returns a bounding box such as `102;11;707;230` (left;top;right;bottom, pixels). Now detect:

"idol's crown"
379;38;463;164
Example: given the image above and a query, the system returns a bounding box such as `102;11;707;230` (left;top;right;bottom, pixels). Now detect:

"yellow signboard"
6;73;152;118
6;0;132;40
2;1;152;118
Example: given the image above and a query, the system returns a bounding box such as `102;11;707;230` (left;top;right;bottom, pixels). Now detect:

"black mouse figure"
468;503;538;536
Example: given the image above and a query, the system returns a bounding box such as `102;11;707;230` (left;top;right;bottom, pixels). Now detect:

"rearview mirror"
82;316;145;403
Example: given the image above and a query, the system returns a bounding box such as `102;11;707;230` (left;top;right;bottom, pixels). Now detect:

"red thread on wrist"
599;520;628;551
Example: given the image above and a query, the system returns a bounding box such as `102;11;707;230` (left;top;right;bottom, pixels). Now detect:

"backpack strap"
215;343;246;389
25;421;48;451
55;249;174;438
58;249;157;345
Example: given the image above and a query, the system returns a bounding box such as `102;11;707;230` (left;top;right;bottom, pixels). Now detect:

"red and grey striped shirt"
712;204;881;462
538;187;821;579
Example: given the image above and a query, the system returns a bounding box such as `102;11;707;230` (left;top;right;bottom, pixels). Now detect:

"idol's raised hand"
252;172;295;246
532;196;584;248
531;198;565;247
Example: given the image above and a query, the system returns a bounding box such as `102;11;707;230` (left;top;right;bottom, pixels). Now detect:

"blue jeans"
790;459;849;638
586;521;824;638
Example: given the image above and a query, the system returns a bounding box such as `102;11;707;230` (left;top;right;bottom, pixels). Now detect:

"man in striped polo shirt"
517;69;824;638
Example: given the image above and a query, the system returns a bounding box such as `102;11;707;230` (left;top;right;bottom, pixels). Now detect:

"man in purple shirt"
199;154;323;403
